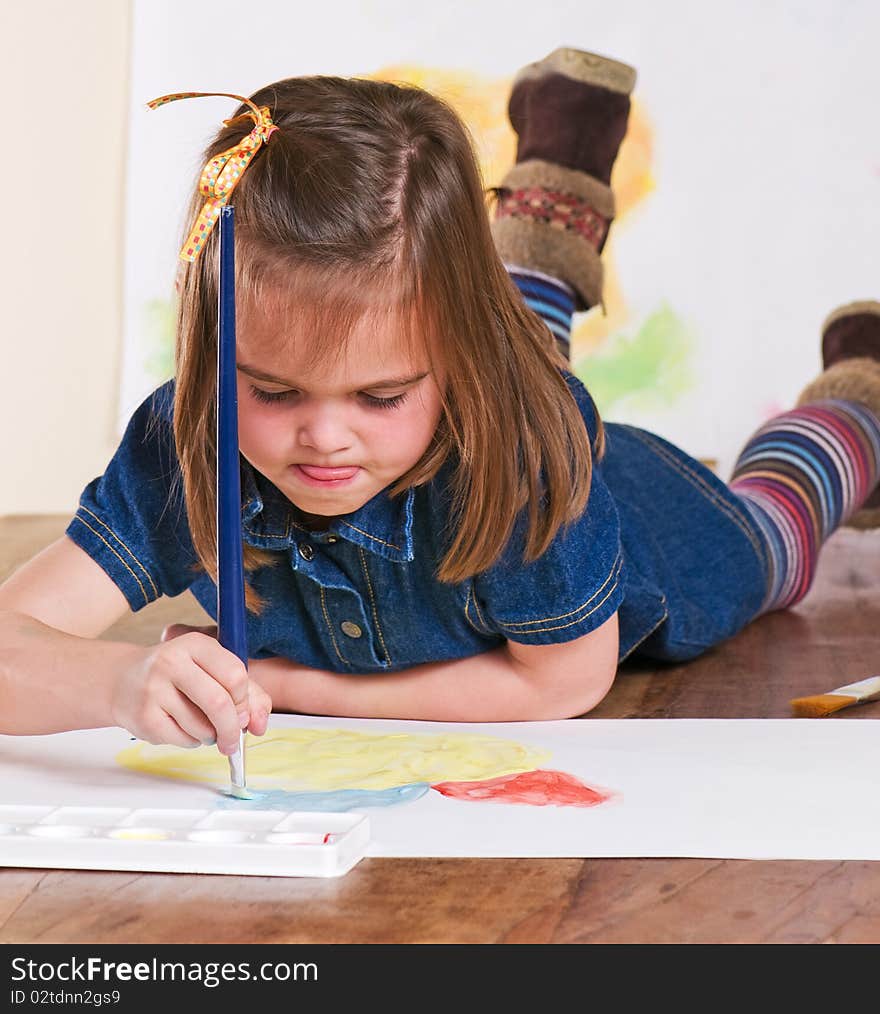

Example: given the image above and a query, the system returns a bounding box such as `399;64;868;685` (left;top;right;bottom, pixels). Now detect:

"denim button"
298;543;315;562
340;621;362;638
326;535;339;544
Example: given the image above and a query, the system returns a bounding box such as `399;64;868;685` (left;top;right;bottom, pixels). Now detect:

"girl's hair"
173;75;603;611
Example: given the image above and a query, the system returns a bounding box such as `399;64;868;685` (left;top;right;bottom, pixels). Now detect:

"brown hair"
172;75;603;611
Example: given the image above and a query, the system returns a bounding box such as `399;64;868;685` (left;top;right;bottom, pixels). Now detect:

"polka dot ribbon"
147;91;279;262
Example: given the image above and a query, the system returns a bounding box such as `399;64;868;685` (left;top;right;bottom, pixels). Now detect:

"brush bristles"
790;693;858;718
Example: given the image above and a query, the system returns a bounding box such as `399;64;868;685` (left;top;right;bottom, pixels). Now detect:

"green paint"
574;303;695;416
137;296;694;421
142;297;177;384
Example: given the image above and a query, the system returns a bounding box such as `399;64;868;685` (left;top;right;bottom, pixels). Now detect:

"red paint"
431;769;613;807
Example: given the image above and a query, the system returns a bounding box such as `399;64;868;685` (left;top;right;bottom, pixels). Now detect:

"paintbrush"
217;205;250;799
790;675;880;718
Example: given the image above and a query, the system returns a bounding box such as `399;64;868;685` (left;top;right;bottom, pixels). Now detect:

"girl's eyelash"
361;392;408;410
250;386;290;404
249;385;409;410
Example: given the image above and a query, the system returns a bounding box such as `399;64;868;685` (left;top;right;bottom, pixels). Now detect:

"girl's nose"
295;401;354;454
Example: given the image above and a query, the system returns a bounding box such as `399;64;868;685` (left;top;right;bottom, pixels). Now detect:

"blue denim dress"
66;374;768;669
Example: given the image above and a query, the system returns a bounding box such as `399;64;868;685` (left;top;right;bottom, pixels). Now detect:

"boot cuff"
496;160;616;219
796;357;880;420
822;300;880;335
513;48;637;95
490;216;603;312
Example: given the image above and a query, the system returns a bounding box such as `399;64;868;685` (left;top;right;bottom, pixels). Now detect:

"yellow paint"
108;828;171;841
367;63;655;360
573;102;655;355
148;63;658;396
116;728;550;792
369;63;516;200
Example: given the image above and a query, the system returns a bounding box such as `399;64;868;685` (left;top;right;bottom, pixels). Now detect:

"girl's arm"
0;536;268;746
248;612;619;722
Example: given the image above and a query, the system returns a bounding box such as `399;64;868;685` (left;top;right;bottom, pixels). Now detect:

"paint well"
28;825;93;838
265;832;330;845
107;828;172;841
187;829;252;843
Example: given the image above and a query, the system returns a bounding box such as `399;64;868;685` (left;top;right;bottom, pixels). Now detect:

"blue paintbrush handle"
217;206;248;669
217;207;248;793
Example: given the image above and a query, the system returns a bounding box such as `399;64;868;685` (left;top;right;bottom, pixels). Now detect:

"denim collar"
239;460;415;563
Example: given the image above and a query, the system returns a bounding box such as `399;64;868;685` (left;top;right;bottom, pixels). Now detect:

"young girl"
2;49;879;758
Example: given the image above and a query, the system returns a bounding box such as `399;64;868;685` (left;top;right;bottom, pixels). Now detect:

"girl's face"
236;302;444;526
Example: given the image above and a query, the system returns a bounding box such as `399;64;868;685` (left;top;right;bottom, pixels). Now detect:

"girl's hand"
111;627;272;753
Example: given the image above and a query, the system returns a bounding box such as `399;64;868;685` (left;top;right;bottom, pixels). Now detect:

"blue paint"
217;783;430;811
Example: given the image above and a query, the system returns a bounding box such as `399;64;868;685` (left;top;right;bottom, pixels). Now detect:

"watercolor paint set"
0;804;370;878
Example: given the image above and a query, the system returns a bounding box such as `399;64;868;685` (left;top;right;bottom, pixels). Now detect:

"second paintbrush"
790;675;880;717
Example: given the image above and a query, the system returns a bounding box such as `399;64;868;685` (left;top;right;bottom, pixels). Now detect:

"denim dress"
66;374;769;670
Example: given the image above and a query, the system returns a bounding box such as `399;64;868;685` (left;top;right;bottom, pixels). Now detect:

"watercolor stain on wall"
116;727;616;812
140;63;693;420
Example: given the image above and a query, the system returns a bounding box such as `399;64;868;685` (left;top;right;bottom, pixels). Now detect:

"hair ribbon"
147;91;279;262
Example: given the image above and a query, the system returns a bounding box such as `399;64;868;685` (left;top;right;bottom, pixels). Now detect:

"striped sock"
729;398;880;612
506;263;576;359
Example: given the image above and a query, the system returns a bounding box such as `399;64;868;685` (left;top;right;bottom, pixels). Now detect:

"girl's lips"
292;464;361;486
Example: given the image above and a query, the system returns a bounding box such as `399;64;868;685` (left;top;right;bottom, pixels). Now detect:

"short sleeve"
466;375;623;645
65;381;199;611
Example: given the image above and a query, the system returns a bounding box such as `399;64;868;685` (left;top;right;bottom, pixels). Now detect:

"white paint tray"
0;805;370;877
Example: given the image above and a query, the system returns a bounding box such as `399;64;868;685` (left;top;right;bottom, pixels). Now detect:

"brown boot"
796;300;880;528
490;47;636;313
821;300;880;369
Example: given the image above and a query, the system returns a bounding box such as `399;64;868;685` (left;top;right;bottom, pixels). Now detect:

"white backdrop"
122;0;880;478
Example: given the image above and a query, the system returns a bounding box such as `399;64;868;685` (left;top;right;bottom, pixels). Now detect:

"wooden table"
2;514;879;944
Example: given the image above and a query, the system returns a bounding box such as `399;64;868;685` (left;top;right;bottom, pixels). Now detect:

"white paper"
2;716;879;863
